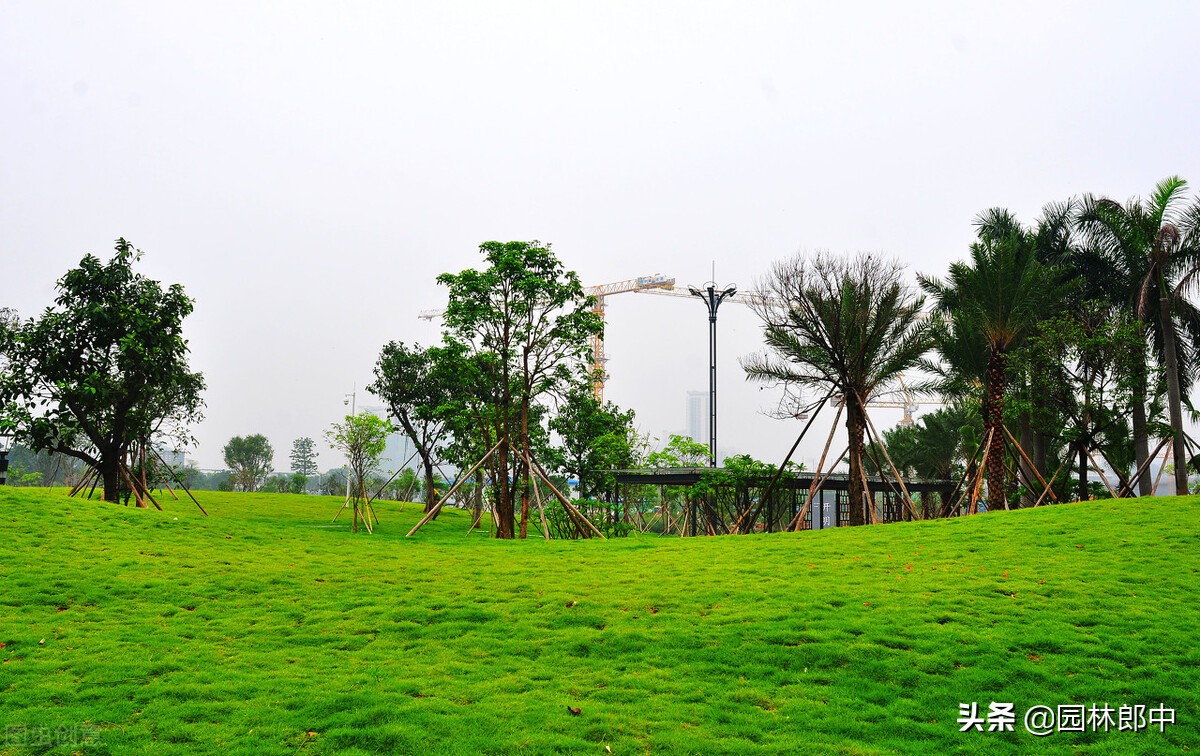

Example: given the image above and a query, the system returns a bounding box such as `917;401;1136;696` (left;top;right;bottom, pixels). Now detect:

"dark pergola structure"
610;467;956;536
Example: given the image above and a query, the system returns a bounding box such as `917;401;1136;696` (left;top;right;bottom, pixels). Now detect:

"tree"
289;437;318;476
920;210;1065;513
223;434;274;492
646;434;712;468
437;241;602;539
369;341;456;514
0;240;205;503
1077;177;1200;495
326;412;392;533
745;252;932;526
1017;301;1143;500
548;384;637;500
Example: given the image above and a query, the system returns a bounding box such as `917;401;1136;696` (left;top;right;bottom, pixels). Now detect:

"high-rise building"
686;390;709;445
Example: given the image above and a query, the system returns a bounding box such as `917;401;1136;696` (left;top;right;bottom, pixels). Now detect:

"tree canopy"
223;434;275;493
437;240;602;538
0;240;205;503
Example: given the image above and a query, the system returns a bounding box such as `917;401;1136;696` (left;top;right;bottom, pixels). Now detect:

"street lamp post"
688;281;736;467
343;386;356;501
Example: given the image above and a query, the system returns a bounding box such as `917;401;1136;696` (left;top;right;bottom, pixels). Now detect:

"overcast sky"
4;1;1200;472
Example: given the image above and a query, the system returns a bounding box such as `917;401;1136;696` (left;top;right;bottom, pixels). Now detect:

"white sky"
4;1;1199;471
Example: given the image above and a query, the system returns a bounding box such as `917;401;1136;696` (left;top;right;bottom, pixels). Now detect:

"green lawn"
0;487;1196;755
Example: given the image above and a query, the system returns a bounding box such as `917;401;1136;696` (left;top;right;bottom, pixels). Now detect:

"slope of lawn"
0;486;1197;755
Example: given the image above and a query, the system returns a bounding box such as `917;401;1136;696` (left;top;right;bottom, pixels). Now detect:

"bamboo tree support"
1005;441;1051;508
526;452;606;540
858;462;879;525
1152;442;1172;494
1033;459;1067;507
1092;445;1132;498
784;402;845;531
862;435;910;520
964;427;995;515
150;448;209;515
999;425;1059;505
1118;436;1172;497
731;394;831;534
407;440;503;537
120;462;163;511
524;450;552;541
939;433;987;518
1085;448;1119;499
364;448;420;507
69;468;98;498
787;445;849;531
857;393;922;521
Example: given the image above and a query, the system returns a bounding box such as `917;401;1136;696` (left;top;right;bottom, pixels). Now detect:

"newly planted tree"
921;211;1065;513
326;412;392;533
0;240;205;503
745;253;932;525
437;241;602;538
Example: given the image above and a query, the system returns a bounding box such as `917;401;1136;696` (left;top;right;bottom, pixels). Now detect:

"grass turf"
0;487;1197;754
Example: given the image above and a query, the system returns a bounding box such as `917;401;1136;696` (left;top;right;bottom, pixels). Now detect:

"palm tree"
1077;177;1200;495
743;252;932;526
920;210;1064;513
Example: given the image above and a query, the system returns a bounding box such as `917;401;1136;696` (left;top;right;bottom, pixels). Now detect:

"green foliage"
1077;177;1200;494
0;444;85;487
288;472;308;495
879;403;982;482
289;437;318;476
646;433;712;468
0;239;205;502
692;453;776;499
222;434;275;493
369;340;458;510
325;412;392;497
548;385;638;500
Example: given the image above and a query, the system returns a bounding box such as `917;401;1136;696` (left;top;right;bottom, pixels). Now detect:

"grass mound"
0;487;1197;754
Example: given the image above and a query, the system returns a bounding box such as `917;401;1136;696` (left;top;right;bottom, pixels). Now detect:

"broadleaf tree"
0;240;205;503
437;241;602;539
369;340;458;514
223;434;274;492
326;412;392;533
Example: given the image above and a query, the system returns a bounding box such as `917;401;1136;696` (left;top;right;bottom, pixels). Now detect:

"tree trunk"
495;414;513;538
1130;355;1153;496
846;398;868;526
984;352;1007;513
473;468;484;523
1160;291;1190;495
1077;441;1089;501
422;457;438;516
1018;410;1036;508
100;453;121;504
518;375;531;539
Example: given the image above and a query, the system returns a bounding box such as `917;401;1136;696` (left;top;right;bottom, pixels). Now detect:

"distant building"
686;390;708;445
360;405;418;473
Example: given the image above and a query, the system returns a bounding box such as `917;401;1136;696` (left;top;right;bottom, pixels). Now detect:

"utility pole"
688;280;736;467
